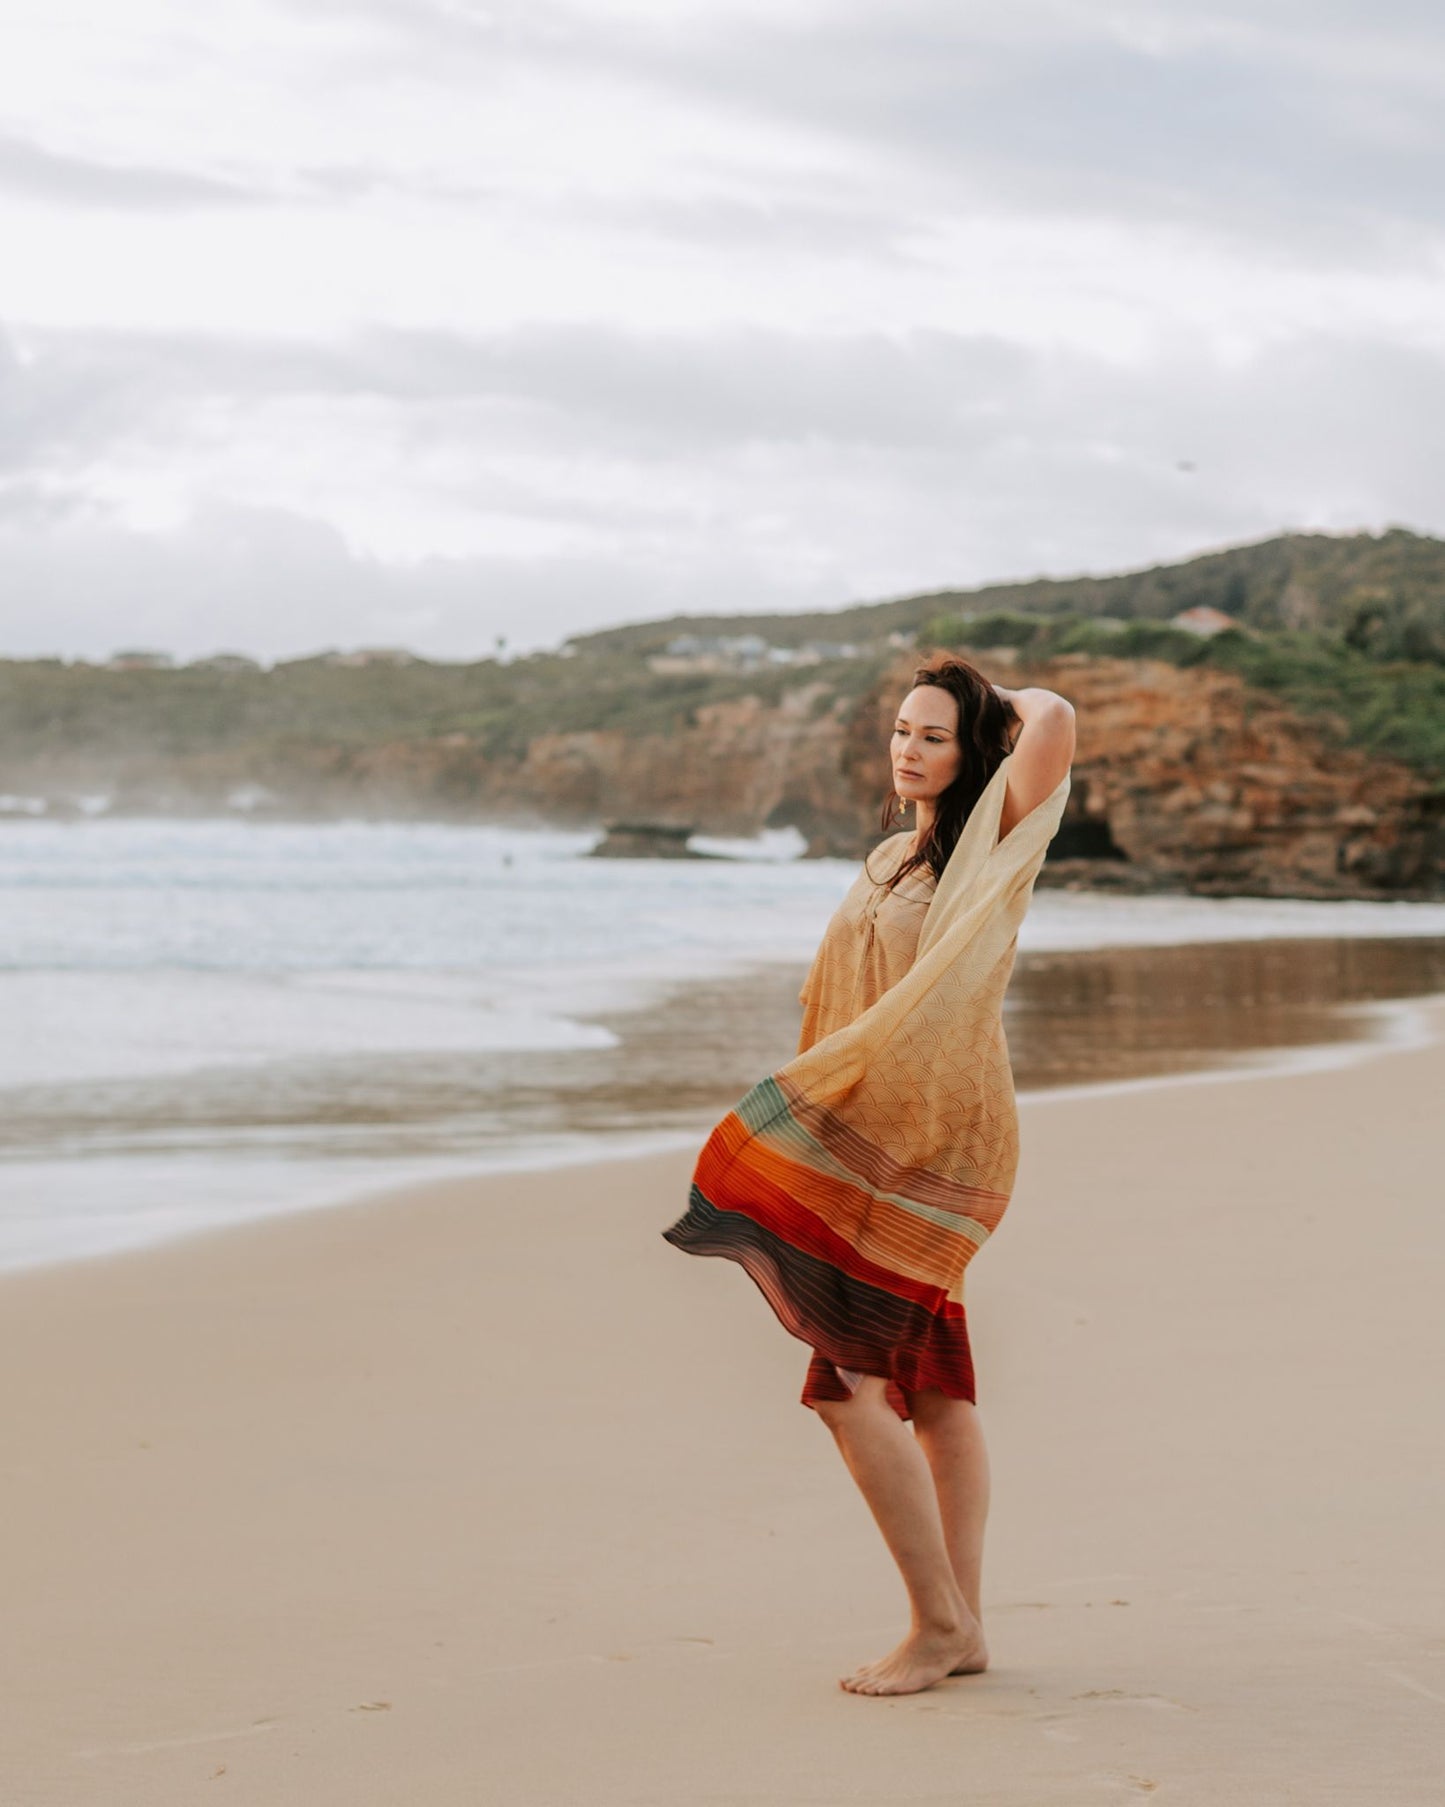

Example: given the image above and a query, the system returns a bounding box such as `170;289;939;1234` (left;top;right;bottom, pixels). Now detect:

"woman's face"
891;684;963;806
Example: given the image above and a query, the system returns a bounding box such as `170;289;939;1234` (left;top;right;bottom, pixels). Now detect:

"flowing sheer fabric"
663;753;1070;1420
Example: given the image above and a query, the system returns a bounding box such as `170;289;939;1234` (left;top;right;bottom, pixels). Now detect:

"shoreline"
5;946;1437;1286
4;1001;1442;1804
1;979;1440;1294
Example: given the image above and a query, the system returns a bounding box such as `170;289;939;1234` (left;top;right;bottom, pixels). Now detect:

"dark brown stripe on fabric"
662;1187;976;1403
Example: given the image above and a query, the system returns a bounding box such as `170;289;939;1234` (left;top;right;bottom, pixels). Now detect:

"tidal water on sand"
3;816;1443;1271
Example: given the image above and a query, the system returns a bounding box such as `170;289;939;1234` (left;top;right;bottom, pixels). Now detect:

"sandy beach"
4;1006;1443;1806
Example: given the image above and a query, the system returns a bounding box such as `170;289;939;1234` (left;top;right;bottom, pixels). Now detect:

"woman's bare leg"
813;1376;987;1694
909;1390;991;1629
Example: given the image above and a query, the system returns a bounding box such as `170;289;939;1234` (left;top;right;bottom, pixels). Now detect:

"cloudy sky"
2;0;1443;663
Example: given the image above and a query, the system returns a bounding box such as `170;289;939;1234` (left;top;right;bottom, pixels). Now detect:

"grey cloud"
1;322;1442;662
7;320;1039;459
0;495;842;662
269;0;588;82
297;0;1443;267
9;319;1445;490
0;129;464;215
0;130;267;211
358;324;1041;455
20;1;1438;263
291;164;511;207
605;10;1445;263
0;479;94;530
549;188;931;261
0;329;164;471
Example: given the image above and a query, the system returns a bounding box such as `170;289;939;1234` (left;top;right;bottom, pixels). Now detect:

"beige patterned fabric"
797;833;937;1053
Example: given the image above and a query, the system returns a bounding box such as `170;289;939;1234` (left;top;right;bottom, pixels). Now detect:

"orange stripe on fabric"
695;1131;968;1316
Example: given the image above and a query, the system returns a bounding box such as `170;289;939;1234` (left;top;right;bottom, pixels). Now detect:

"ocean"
3;816;1443;1273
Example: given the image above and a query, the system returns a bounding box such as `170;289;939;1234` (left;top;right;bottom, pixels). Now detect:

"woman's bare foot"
839;1614;988;1696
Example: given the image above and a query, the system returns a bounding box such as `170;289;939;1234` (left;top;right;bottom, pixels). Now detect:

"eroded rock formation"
471;648;1442;896
859;650;1441;897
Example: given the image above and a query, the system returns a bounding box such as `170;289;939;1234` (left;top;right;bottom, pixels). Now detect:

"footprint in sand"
1072;1689;1194;1712
604;1636;716;1662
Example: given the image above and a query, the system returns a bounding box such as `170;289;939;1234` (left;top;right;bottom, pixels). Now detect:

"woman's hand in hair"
995;686;1075;840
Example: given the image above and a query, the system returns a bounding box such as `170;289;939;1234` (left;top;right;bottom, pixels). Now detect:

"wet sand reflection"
1006;935;1445;1090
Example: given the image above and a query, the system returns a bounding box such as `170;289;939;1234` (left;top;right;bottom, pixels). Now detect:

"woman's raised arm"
994;684;1075;839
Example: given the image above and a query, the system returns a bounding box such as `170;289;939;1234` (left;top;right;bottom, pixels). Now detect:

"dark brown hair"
879;653;1020;888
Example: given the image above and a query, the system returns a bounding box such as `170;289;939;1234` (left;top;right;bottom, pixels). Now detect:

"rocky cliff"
855;650;1442;897
287;648;1440;897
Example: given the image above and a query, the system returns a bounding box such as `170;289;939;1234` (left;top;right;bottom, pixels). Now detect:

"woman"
663;653;1075;1696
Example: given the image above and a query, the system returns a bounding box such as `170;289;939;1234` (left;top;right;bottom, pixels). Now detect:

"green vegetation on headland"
919;612;1445;776
573;525;1445;666
0;641;894;771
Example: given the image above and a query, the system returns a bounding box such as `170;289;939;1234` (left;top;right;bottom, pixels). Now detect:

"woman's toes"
843;1666;884;1692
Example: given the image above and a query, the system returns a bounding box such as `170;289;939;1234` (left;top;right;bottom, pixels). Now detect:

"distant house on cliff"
319;647;421;668
190;652;262;673
648;634;769;673
1169;606;1246;638
106;649;174;671
648;633;863;674
793;639;862;664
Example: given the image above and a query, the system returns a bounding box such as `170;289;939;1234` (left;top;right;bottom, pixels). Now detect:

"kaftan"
662;753;1069;1424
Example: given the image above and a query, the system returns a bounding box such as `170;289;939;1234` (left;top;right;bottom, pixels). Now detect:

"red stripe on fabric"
800;1354;953;1424
696;1122;966;1320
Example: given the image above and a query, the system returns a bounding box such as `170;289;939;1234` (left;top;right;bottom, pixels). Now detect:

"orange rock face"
480;649;1438;894
897;650;1440;897
472;683;866;853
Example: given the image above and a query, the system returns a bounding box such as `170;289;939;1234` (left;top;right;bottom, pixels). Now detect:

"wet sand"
8;935;1441;1169
2;998;1441;1804
1006;931;1445;1088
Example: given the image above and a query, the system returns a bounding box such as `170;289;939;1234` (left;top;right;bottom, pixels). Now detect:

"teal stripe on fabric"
756;1098;991;1250
735;1075;792;1137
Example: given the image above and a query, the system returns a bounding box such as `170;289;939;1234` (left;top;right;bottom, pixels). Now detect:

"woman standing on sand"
663;653;1075;1697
